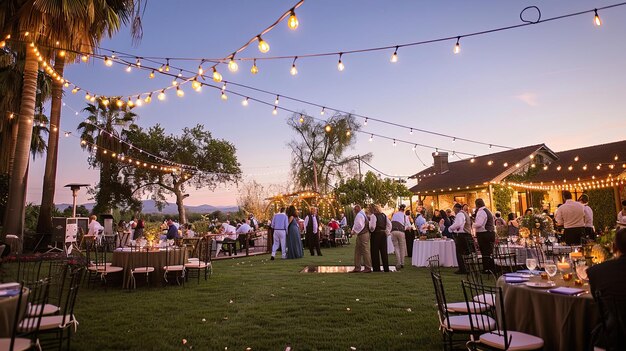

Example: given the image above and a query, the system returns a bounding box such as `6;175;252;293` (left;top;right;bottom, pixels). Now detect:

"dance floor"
300;265;397;273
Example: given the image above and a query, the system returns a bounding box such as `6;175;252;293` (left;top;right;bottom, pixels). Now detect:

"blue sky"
25;0;626;207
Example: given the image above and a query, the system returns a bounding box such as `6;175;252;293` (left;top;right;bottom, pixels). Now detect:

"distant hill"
55;199;238;215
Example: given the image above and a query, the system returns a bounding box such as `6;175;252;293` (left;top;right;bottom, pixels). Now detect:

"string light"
198;63;204;75
176;86;184;97
290;57;298;76
158;90;166;101
594;9;602;26
274;95;280;105
299;114;305;123
251;59;259;74
104;56;113;66
171;77;178;86
126;65;132;72
393;139;397;147
409;128;413;135
369;134;373;142
135;58;141;67
257;35;270;53
149;70;155;79
242;97;249;106
346;129;351;137
212;67;223;83
228;54;239;72
135;96;143;106
288;9;299;30
412;144;416;151
164;59;170;72
221;82;227;92
320;107;325;115
364;118;368;126
272;106;278;115
116;99;124;107
81;54;89;62
325;124;332;132
337;53;345;71
221;91;227;100
192;77;202;91
454;37;461;54
390;46;398;63
145;93;152;103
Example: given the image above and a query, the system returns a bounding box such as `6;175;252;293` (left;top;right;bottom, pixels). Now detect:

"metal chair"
27;260;68;317
15;257;43;284
86;243;123;290
591;290;626;351
129;247;155;290
493;244;518;277
184;237;213;284
162;245;185;286
462;281;543;350
11;279;51;351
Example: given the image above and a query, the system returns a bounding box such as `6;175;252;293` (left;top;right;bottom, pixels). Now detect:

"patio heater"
64;183;90;217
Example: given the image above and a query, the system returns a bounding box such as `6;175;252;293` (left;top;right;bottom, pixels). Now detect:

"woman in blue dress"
286;205;304;259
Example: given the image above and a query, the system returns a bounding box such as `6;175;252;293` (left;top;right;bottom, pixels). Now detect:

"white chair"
162;245;185;286
129;247;155;290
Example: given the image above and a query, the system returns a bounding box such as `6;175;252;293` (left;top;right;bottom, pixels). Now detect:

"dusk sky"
25;0;626;208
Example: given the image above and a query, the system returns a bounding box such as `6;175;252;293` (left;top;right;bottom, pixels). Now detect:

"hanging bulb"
393;139;397;147
176;87;184;97
251;59;259;74
104;56;113;66
64;131;70;137
198;63;204;75
221;82;227;92
435;148;439;156
172;78;178;87
346;129;351;137
135;58;141;67
412;145;416;151
228;57;239;72
274;95;280;105
299;114;304;123
337;53;345;71
145;93;152;103
320;107;325;115
115;99;123;108
135;96;143;106
127;98;135;107
257;36;270;53
212;67;223;82
364;118;368;126
81;54;89;62
288;9;299;30
290;57;298;76
192;78;202;91
178;70;183;77
71;88;79;94
149;70;155;79
59;50;66;57
325;124;331;132
594;9;602;26
126;65;132;72
165;59;170;72
90;96;96;103
369;134;373;142
390;46;399;63
158;90;166;101
242;97;249;106
452;137;456;143
272;106;278;115
409;128;413;135
221;91;227;100
454;37;461;54
470;158;475;163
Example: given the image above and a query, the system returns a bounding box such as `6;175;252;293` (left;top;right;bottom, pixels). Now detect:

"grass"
67;245;466;351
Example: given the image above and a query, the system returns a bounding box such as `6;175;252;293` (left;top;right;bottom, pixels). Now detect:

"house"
408;140;626;228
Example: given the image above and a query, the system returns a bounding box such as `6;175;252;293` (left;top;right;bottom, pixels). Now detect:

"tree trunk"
174;183;187;224
36;55;65;235
2;48;39;239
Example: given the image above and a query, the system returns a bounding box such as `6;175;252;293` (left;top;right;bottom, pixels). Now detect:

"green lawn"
71;246;466;351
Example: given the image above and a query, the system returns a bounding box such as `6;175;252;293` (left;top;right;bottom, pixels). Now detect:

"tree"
62;205;89;218
335;171;412;207
237;180;270;222
287;112;370;193
76;100;140;215
123;124;242;223
1;0;141;238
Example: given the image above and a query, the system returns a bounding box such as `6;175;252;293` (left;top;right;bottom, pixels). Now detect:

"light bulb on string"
594;9;602;26
192;78;202;91
126;65;132;72
320;107;325;115
251;59;259;74
198;64;204;75
116;99;124;108
135;58;141;67
454;37;461;54
165;59;170;72
178;70;183;77
346;129;351;137
272;106;278;115
409;128;413;135
412;144;416;151
274;95;280;105
364;118;368;126
145;93;152;103
221;82;227;92
369;134;373;142
176;86;184;97
228;55;239;72
212;67;223;82
257;36;270;53
221;91;227;101
149;70;155;79
71;88;79;94
290;57;298;76
127;98;134;107
81;54;89;62
104;56;113;66
242;97;249;106
299;114;304;123
337;53;345;71
85;93;92;101
288;9;299;30
102;98;110;106
158;64;164;72
434;148;439;156
171;78;178;87
393;139;397;147
390;46;399;63
325;124;332;132
135;96;143;106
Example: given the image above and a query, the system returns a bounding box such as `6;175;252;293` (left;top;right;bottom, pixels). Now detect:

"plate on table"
504;272;532;278
524;281;555;289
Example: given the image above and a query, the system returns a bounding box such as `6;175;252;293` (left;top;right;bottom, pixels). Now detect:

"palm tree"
1;0;141;237
77;100;138;215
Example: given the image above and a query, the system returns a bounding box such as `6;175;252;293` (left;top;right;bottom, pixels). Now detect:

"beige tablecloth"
497;276;599;351
0;288;28;337
112;248;188;289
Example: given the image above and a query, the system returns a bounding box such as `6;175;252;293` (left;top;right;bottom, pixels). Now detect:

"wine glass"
526;258;537;273
544;260;558;282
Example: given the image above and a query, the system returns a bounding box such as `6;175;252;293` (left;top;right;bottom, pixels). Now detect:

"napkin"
548;287;585;296
517;269;541;275
505;277;528;283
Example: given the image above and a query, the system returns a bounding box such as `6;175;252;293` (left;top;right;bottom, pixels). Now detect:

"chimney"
432;152;449;174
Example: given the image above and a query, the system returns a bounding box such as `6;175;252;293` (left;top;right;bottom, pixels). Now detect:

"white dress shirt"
619;210;626;225
391;211;406;224
449;212;466;233
339;216;347;227
415;215;426;234
583;205;594;228
236;223;252;234
304;215;319;234
368;214;391;235
473;207;488;232
88;220;103;236
352;211;367;234
271;213;289;232
555;199;585;228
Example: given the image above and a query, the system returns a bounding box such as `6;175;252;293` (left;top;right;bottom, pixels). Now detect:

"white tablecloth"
411;239;457;267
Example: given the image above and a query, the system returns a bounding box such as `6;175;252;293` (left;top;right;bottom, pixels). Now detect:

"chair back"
18;279;51;342
57;266;85;329
427;254;440;274
493;244;517;277
198;237;212;267
429;270;451;331
16;257;43;283
164;245;182;267
529;242;547;269
44;260;68;308
461;281;504;344
593;290;626;351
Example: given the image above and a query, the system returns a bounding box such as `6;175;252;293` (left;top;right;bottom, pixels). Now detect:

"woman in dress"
286;205;304;259
507;213;519;237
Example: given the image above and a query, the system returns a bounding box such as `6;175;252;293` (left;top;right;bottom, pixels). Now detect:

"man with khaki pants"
351;205;372;273
390;204;408;269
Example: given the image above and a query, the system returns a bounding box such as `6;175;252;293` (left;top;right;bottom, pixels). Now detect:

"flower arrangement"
421;221;442;239
143;224;162;242
520;211;554;237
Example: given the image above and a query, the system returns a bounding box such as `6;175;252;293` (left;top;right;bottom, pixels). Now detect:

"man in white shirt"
270;208;289;260
215;222;237;256
472;198;496;273
304;207;322;256
368;204;392;272
578;194;596;240
87;215;103;237
339;213;347;228
236;220;252;249
350;205;372;273
390;204;408;269
415;210;427;235
449;204;472;274
555;190;586;245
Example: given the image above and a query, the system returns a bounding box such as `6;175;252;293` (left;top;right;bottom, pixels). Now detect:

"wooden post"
487;184;494;211
614;186;622;215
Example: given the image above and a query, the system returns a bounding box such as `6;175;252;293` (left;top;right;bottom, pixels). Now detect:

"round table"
112;247;188;289
0;288;28;337
497;276;598;351
411;239;457;267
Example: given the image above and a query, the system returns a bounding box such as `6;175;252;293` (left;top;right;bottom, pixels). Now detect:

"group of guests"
269;206;307;260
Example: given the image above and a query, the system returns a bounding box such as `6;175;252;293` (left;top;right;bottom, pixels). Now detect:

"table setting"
0;282;28;338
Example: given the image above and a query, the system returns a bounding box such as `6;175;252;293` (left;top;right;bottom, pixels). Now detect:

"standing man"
304;207;323;256
555;191;586;245
339;213;347;228
350;205;372;273
270;208;289;260
578;194;595;240
472;198;495;273
415;209;427;235
449;203;472;274
368;204;391;272
390;204;408;270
